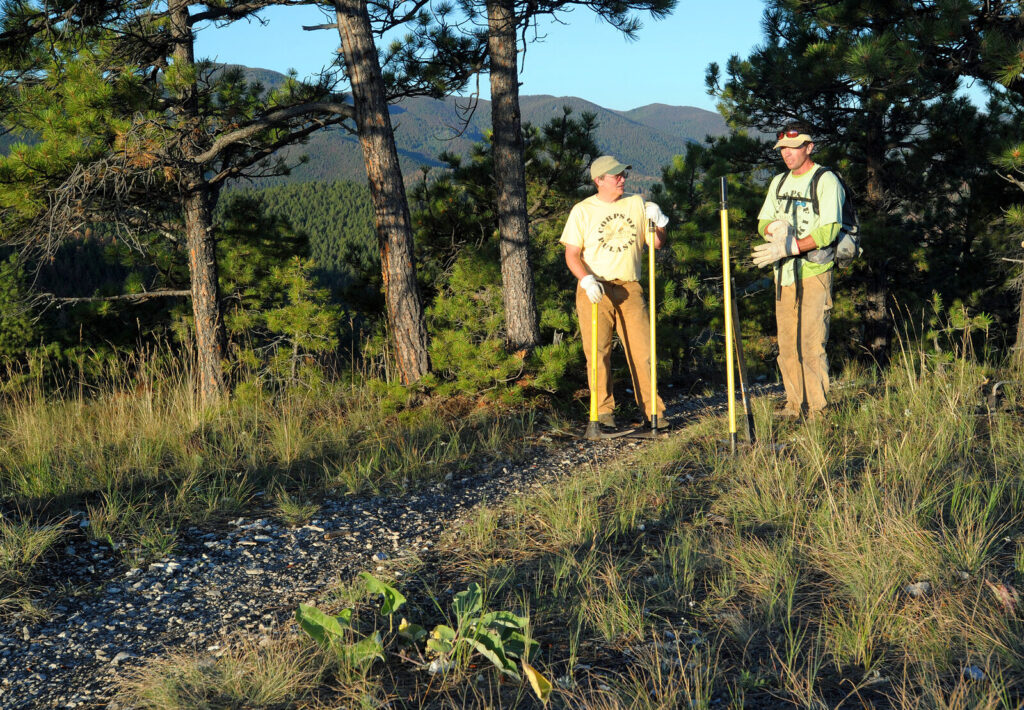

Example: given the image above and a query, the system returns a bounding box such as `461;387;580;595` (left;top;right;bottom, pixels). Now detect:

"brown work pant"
776;271;833;414
576;279;665;420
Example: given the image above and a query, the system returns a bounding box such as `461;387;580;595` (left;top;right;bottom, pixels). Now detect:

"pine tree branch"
205;116;353;185
190;0;314;24
191;102;355;165
35;290;191;305
1001;172;1024;193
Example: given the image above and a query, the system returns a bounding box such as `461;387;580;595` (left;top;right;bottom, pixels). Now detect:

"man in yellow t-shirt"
560;155;668;429
751;124;846;420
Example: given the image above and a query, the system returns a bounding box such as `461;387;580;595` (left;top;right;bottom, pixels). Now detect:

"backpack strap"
807;166;832;215
774;172;787;201
775;166;828;215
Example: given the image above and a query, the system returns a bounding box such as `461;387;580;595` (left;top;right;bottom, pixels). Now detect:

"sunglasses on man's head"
777;129;802;139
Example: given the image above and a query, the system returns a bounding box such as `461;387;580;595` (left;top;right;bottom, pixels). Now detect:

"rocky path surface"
0;394;723;709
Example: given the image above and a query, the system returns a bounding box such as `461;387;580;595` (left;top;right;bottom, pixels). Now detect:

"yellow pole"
648;218;658;431
586;301;601;440
720;178;737;454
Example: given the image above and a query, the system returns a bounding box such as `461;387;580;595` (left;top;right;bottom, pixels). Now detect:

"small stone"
427;659;452;675
964;665;985;681
904;581;931;598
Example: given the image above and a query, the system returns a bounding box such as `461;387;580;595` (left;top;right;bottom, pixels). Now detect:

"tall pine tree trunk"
334;0;431;382
487;0;541;351
183;185;227;401
170;0;227;404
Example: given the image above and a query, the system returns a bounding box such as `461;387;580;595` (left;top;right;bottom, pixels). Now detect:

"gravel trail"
0;394;722;709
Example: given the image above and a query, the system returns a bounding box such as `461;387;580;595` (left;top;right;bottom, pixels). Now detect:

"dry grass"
25;332;1024;707
0;354;541;585
117;634;337;709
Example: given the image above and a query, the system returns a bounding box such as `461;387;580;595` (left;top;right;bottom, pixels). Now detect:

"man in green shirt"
751;124;845;420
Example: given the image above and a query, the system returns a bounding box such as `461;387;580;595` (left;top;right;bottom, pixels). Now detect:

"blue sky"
195;1;767;113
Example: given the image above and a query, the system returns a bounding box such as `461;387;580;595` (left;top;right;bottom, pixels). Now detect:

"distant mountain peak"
230;67;727;188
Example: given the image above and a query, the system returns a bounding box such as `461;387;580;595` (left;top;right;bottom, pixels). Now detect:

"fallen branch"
36;290;190;305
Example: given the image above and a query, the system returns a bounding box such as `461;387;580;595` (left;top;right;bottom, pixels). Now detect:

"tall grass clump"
117;635;335;709
0;515;66;609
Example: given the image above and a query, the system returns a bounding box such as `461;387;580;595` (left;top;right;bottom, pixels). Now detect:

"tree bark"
487;0;541;351
183;186;228;400
170;0;227;404
334;0;431;382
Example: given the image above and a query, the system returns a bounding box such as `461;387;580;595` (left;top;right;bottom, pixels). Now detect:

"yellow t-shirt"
559;194;649;282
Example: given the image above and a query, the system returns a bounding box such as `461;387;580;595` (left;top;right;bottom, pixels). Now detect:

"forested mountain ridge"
226;66;726;188
0;65;726;189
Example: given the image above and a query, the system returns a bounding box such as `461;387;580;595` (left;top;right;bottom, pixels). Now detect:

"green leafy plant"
294;573;550;702
425;582;538;682
294;603;385;670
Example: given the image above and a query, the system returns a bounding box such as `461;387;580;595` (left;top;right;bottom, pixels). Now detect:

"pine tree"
321;0;483;384
0;0;355;403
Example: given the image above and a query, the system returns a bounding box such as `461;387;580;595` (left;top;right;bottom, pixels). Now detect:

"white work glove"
752;235;800;268
579;274;604;304
644;201;669;229
764;219;794;241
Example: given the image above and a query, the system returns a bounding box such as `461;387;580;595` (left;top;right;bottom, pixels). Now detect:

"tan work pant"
576;279;665;420
776;271;833;414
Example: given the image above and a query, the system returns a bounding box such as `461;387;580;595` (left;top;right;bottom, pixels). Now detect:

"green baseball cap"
590;155;631;180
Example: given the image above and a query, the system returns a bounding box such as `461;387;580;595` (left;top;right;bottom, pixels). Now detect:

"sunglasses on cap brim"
777;129;808;140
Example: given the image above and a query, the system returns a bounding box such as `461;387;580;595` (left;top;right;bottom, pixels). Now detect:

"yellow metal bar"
590;301;598;423
720;179;737;453
648;219;657;426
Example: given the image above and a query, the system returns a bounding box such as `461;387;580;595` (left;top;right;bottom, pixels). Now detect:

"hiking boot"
597;413;617;428
639;416;671;431
776;407;801;420
806;407;827;422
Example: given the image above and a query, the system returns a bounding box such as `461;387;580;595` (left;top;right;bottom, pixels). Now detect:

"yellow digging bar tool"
720;178;738;455
730;278;757;445
628;216;665;439
585;301;602;440
648;217;659;434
